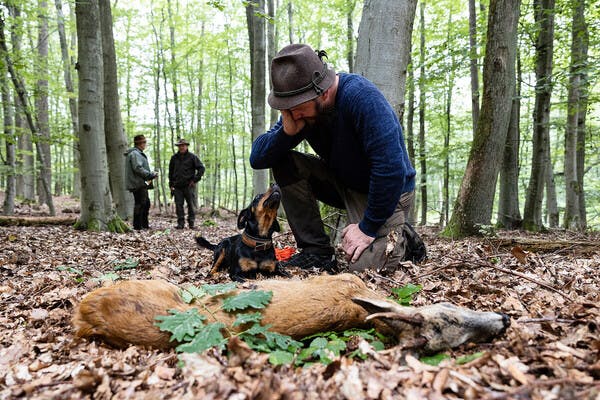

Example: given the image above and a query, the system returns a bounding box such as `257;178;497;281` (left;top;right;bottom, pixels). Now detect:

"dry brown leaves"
1;210;599;399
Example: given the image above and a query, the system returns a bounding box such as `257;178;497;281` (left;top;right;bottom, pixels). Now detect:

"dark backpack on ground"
402;223;427;263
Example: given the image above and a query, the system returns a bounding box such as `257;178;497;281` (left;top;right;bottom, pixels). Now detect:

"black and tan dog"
195;184;288;282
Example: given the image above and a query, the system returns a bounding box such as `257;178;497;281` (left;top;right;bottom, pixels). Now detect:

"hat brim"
267;66;336;110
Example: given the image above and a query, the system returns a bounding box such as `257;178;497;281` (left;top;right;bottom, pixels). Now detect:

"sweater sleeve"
348;86;409;237
250;118;305;169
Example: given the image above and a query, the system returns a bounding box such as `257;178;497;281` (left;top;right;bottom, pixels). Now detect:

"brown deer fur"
73;274;509;352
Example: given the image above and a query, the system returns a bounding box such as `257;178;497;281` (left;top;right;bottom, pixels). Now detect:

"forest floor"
0;196;599;399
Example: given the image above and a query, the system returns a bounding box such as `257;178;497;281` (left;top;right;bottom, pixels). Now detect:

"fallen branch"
482;378;599;400
489;237;600;253
0;215;77;226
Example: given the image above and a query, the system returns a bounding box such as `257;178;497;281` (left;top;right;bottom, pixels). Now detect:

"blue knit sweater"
250;73;416;237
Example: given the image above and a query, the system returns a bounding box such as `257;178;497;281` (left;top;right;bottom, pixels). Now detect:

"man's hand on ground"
341;224;374;263
281;109;305;136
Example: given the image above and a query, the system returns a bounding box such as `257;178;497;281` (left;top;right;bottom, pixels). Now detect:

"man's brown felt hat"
268;44;336;110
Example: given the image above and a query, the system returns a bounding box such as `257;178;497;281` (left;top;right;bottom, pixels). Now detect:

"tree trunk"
0;16;55;215
8;5;33;201
418;1;427;226
355;0;417;123
441;9;455;227
564;0;588;230
2;64;15;215
444;0;520;237
267;0;278;127
497;54;522;229
406;59;416;224
287;0;293;44
227;38;239;213
468;0;480;136
99;0;132;220
346;0;355;73
545;145;558;227
523;0;555;231
167;0;181;139
54;0;80;199
36;0;51;207
74;0;124;232
247;0;268;195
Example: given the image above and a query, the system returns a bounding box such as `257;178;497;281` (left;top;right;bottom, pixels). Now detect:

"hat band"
273;63;329;98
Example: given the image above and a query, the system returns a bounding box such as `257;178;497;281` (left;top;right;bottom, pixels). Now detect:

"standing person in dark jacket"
250;44;424;273
169;138;205;229
125;135;158;230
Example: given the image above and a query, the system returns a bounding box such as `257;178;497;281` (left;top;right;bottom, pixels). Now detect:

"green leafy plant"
112;257;139;271
390;283;423;305
420;353;451;366
93;272;121;283
57;265;84;282
155;283;302;359
155;284;388;366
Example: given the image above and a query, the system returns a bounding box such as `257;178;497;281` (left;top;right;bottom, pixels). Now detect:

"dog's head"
237;184;281;237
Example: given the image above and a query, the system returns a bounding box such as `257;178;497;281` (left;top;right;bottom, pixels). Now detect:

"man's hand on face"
341;223;375;263
281;109;305;136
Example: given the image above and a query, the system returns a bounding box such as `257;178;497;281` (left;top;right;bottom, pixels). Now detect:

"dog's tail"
195;236;216;251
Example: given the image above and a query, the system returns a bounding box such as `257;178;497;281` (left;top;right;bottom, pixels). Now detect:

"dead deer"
72;274;509;353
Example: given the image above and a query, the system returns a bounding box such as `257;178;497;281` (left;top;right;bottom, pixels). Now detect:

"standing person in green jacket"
169;138;205;229
125;135;158;230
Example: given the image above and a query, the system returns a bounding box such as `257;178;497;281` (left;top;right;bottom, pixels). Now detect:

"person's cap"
133;135;146;144
268;44;336;110
175;138;190;146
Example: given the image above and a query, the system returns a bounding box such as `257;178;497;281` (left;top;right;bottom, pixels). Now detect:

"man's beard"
306;98;336;127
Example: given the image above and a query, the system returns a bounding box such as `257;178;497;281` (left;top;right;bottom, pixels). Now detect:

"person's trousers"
132;187;150;230
272;151;414;272
173;186;196;227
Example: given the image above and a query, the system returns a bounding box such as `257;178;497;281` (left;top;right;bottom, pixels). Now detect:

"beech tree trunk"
54;0;80;199
247;0;268;195
9;5;34;201
355;0;417;122
445;0;520;237
2;65;15;215
418;1;427;225
346;0;355;73
523;0;555;231
497;55;522;229
74;0;125;232
36;0;51;207
468;0;480;136
99;0;132;220
267;0;278;127
564;0;588;230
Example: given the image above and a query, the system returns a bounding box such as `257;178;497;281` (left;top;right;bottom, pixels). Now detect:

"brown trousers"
272;151;414;272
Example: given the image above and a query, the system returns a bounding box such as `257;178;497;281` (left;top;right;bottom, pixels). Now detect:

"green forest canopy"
0;0;599;229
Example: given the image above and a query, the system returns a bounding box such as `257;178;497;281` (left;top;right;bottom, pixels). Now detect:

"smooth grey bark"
355;0;417;122
226;38;239;212
0;16;55;215
346;0;355;73
167;0;182;138
247;0;268;195
36;0;51;207
418;1;427;225
287;0;293;44
468;0;480;135
55;0;80;199
441;9;455;227
99;0;132;219
545;145;558;227
2;65;15;215
445;0;520;237
497;54;522;229
267;0;278;126
523;0;555;231
405;59;416;224
564;0;588;230
74;0;116;230
8;5;33;200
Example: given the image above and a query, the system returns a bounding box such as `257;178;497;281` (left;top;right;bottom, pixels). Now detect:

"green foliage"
156;284;387;367
391;283;423;306
112;257;139;271
57;265;84;282
93;272;121;283
420;353;451;366
202;219;216;227
456;351;485;365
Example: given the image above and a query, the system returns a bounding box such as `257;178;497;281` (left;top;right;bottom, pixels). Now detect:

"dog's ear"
273;219;281;232
237;208;251;229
